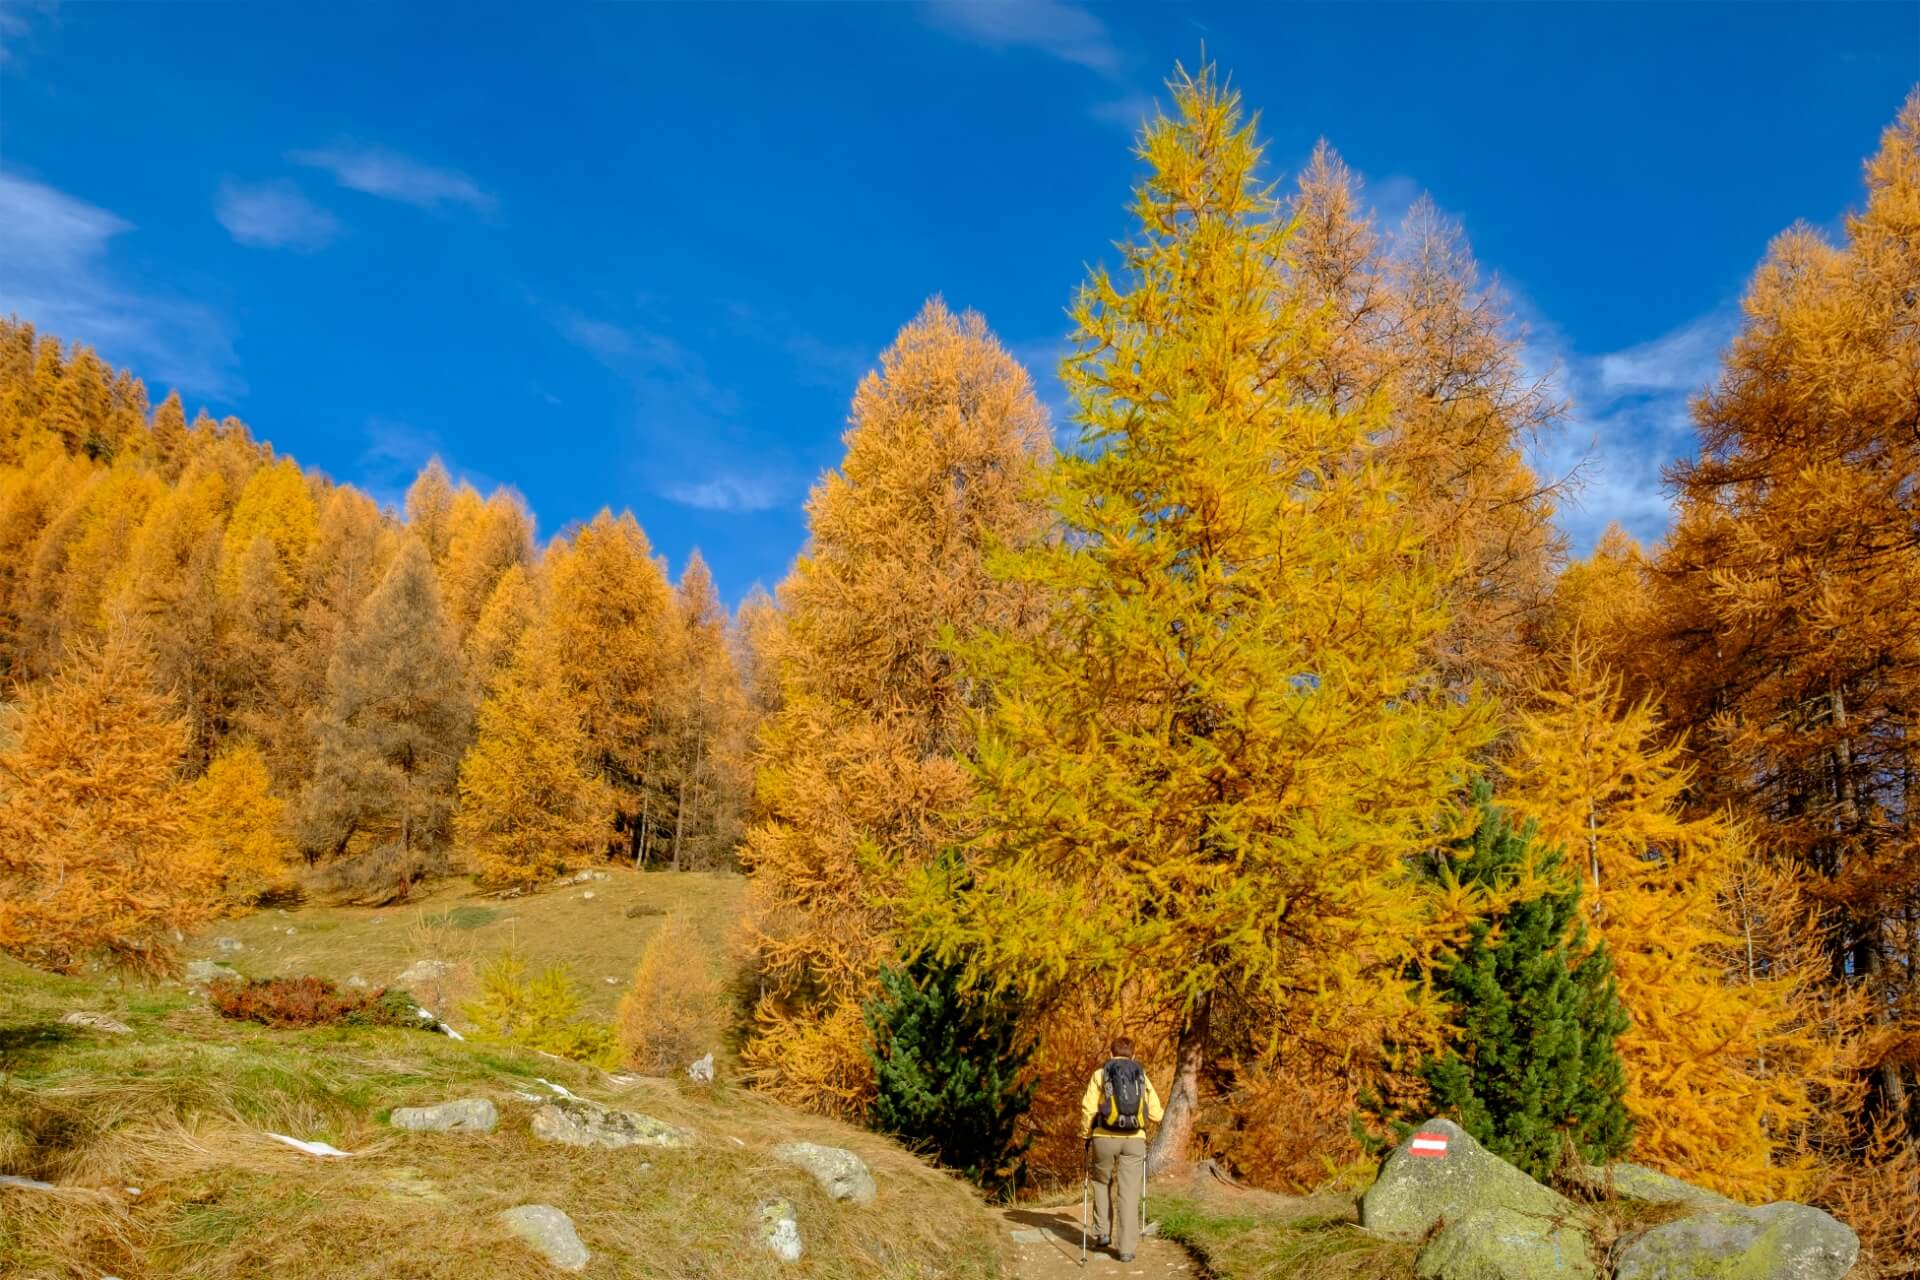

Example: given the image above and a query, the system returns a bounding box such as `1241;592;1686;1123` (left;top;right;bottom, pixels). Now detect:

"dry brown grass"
0;955;1003;1280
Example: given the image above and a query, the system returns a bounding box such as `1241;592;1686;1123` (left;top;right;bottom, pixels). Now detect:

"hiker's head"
1110;1036;1134;1059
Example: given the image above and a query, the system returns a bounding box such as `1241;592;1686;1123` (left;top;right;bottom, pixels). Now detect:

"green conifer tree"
864;949;1037;1195
1416;783;1633;1179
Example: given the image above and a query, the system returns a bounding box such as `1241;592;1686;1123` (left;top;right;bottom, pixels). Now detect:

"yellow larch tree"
740;297;1052;1116
218;457;317;598
456;625;612;888
916;68;1490;1173
440;487;535;639
182;740;298;909
1502;643;1850;1200
0;630;216;972
465;562;539;696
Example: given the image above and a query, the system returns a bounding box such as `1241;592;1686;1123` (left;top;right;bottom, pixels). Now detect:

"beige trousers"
1089;1134;1146;1256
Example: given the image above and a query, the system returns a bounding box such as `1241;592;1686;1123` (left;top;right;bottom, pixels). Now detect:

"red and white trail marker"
1408;1132;1450;1159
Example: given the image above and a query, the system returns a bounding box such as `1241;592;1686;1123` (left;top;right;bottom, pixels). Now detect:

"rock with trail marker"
499;1204;590;1272
772;1141;876;1204
1360;1118;1574;1242
1565;1161;1738;1211
529;1095;693;1150
1415;1205;1597;1280
390;1098;498;1133
1613;1202;1857;1280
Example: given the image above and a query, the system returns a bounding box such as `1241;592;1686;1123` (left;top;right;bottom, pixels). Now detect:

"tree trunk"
1146;990;1211;1178
672;775;687;872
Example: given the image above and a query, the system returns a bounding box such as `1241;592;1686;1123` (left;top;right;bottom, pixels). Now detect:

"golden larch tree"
0;630;216;971
916;68;1490;1172
740;296;1052;1116
182;740;298;909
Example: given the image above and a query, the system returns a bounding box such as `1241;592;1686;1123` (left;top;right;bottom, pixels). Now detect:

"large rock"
499;1204;590;1272
1566;1162;1738;1211
758;1199;804;1262
772;1141;876;1205
390;1098;498;1133
1415;1206;1597;1280
1614;1202;1858;1280
395;958;452;986
1360;1118;1575;1241
529;1095;693;1150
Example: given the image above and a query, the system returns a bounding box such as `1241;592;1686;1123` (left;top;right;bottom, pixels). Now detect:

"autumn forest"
4;64;1920;1266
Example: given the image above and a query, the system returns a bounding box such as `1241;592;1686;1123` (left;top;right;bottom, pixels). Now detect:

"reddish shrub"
208;975;420;1029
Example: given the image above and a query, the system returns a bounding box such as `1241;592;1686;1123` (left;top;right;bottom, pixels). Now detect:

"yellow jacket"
1080;1058;1165;1138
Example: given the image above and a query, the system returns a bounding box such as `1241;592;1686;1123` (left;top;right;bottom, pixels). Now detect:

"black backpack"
1098;1057;1146;1133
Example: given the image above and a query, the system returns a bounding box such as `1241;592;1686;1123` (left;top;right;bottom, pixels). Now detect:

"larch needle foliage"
917;67;1491;1172
0;631;217;971
741;298;1051;1118
183;741;298;909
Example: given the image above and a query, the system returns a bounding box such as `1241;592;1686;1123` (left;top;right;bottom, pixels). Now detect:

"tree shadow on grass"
0;1020;80;1067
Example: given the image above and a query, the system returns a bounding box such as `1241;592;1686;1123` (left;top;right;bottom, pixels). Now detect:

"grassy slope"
0;951;1004;1280
185;868;745;1023
1152;1187;1416;1280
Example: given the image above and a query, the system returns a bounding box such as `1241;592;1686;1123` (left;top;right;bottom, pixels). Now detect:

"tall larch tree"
440;487;535;639
740;297;1052;1117
181;741;297;909
298;538;472;890
1656;93;1920;1137
541;510;681;863
655;551;751;870
0;630;216;972
218;457;316;599
1503;644;1848;1199
918;69;1489;1173
456;625;612;888
405;458;458;565
465;562;539;696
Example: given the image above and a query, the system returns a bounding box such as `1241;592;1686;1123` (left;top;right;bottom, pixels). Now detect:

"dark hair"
1111;1036;1134;1058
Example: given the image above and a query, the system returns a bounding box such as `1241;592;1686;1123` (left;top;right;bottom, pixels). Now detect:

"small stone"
285;927;297;936
581;891;596;901
604;976;620;985
758;1199;803;1263
395;958;452;986
344;974;370;990
390;1098;498;1133
771;1141;876;1205
687;1053;715;1083
214;937;243;953
528;1096;694;1150
499;1204;590;1272
184;959;239;985
61;1011;132;1034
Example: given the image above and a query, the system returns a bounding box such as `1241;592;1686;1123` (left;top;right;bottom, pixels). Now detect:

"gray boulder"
184;960;239;984
529;1095;693;1150
390;1098;498;1133
1566;1162;1738;1211
1360;1118;1575;1241
61;1011;131;1034
395;958;451;986
758;1199;803;1262
1415;1206;1597;1280
499;1204;589;1272
772;1141;876;1205
1614;1202;1858;1280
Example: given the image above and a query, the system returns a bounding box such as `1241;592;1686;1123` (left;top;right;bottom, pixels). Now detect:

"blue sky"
2;1;1915;601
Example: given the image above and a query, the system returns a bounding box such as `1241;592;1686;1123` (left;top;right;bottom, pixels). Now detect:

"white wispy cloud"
0;170;241;397
923;0;1122;76
214;178;339;251
1521;305;1737;556
291;145;496;215
662;473;783;513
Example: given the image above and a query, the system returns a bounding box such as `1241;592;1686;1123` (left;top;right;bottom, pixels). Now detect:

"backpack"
1098;1057;1146;1133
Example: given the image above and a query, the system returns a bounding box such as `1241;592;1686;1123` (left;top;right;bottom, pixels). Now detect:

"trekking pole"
1080;1135;1090;1266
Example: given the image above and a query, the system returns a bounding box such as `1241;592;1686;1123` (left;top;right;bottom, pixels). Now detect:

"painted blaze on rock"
1360;1118;1576;1241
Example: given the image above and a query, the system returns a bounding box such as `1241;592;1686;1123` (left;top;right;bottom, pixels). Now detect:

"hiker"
1081;1036;1164;1262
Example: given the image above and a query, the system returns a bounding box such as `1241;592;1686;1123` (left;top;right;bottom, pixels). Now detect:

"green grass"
0;954;1005;1280
1152;1189;1417;1280
187;866;746;1022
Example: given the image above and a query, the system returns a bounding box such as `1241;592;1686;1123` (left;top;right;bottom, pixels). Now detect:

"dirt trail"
999;1198;1198;1280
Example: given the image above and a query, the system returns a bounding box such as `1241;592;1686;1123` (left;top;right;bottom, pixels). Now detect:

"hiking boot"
1117;1253;1135;1263
1092;1236;1109;1249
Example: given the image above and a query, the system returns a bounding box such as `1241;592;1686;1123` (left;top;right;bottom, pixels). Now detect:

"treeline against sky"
0;323;765;948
